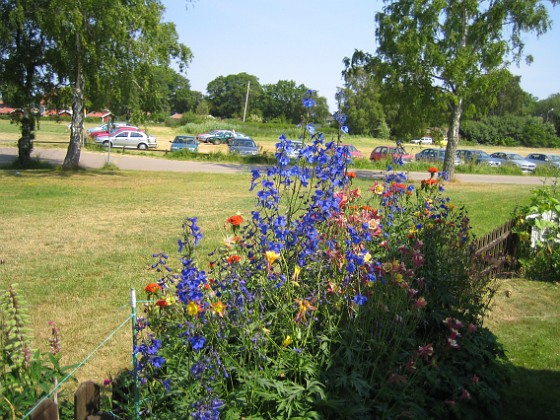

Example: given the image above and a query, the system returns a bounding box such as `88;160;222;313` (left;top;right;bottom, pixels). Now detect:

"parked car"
369;146;413;163
170;135;198;152
277;140;304;159
415;148;461;165
456;149;501;167
90;125;139;139
94;129;157;149
87;122;129;136
525;153;560;168
228;137;259;156
489;152;537;172
196;129;221;143
340;144;365;159
411;137;433;145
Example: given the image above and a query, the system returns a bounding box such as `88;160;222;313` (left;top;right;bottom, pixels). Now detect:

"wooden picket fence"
472;218;518;277
29;381;114;420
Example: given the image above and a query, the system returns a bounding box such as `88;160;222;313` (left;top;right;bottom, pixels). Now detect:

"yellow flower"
212;301;226;317
363;252;372;263
373;184;384;195
186;301;201;317
282;335;293;347
265;250;280;265
393;273;404;283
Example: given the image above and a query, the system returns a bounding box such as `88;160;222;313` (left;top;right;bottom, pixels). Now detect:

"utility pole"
242;81;250;123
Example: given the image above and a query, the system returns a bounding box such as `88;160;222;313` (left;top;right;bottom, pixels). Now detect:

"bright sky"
162;0;560;112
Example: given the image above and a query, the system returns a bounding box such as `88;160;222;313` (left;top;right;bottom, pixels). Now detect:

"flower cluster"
133;101;506;419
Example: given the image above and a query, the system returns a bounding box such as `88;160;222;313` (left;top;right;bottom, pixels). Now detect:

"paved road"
0;146;551;185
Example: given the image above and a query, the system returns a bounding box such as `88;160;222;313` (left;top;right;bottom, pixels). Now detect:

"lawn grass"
486;279;560;419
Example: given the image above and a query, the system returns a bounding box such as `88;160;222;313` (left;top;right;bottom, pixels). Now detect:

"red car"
369;146;413;163
90;125;139;138
340;144;365;159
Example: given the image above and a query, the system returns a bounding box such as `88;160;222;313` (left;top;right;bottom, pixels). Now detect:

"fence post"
74;381;100;420
131;288;140;419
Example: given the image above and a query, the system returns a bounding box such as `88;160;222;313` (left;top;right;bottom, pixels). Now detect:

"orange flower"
144;283;161;294
227;255;241;264
226;215;244;226
347;171;357;178
212;301;226;317
428;166;438;174
156;299;169;307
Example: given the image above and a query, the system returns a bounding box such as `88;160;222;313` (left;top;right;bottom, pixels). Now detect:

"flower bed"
131;111;509;418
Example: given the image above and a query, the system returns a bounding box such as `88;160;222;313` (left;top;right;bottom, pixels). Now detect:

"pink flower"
468;323;478;334
103;378;111;386
417;343;434;360
460;389;471;401
415;297;427;309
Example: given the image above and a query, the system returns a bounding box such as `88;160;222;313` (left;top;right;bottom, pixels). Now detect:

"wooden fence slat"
74;381;100;420
29;399;59;420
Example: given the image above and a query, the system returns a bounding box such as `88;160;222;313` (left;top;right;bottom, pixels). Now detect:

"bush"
0;285;72;418
513;179;560;282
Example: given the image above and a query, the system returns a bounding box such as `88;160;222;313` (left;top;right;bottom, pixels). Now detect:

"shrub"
513;179;560;282
0;284;71;418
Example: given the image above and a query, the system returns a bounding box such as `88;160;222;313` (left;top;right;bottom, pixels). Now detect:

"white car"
411;137;433;145
94;130;157;150
87;122;130;135
489;152;537;172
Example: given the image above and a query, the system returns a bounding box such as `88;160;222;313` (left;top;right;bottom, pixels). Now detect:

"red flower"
144;283;161;294
156;299;169;307
428;166;438;174
226;215;244;226
227;255;241;264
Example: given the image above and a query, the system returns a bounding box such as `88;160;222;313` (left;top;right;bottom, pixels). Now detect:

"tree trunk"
17;111;35;167
63;55;84;170
443;98;463;180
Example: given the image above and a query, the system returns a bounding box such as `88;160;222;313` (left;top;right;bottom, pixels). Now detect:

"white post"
243;81;250;123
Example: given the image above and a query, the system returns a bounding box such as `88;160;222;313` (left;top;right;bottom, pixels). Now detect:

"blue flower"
190;335;206;351
354;294;368;305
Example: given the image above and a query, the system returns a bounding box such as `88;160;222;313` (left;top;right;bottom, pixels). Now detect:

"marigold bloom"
144;283;161;294
226;214;244;226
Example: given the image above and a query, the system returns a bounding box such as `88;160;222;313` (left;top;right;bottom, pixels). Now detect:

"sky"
162;0;560;112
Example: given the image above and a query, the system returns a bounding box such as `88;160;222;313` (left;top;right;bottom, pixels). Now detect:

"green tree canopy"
339;67;389;138
373;0;556;177
206;73;262;119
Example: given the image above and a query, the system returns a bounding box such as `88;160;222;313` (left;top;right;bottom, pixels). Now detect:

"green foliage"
460;115;560;147
206;73;263;119
0;284;71;418
339;68;389;137
512;179;560;282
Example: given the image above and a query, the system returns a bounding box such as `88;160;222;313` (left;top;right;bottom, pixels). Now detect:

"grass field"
1;119;559;416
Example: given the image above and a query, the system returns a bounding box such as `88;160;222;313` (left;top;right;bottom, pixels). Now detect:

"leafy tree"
206;73;262;119
533;93;560;135
0;0;53;166
374;0;556;178
258;80;309;124
339;67;389;138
